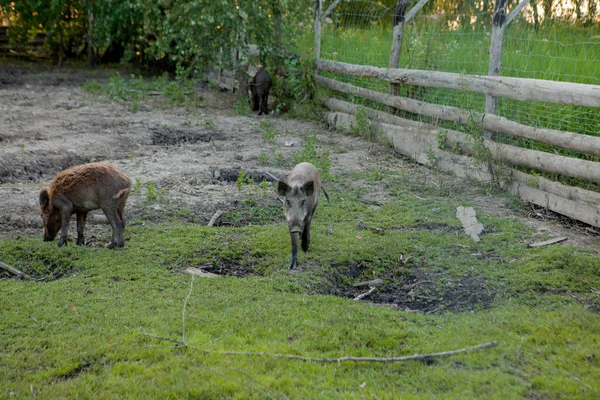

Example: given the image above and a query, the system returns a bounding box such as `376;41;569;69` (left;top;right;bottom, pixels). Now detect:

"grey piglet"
277;162;329;269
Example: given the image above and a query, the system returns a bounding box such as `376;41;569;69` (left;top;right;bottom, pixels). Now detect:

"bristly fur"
48;162;131;198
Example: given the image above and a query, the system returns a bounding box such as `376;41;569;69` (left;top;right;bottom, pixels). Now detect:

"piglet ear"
302;181;315;197
39;188;50;212
277;181;289;196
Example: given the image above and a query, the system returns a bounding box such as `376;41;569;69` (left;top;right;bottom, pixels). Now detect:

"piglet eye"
301;200;305;207
286;200;291;207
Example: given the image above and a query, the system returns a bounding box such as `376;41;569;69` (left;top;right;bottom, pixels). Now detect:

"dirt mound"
212;168;278;184
197;256;254;277
150;126;226;145
318;262;495;314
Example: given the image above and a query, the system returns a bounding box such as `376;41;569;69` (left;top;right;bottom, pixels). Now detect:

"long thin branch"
353;286;376;301
143;333;498;363
205;341;498;363
321;0;343;21
0;260;34;280
142;333;187;346
182;274;195;346
506;0;532;25
404;0;429;24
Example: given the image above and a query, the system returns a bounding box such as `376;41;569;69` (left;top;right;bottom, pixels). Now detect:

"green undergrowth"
1;168;599;398
83;72;202;110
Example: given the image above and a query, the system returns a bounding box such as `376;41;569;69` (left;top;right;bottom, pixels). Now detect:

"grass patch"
83;72;202;109
1;166;599;398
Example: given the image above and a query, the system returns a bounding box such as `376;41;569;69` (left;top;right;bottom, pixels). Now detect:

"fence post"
389;0;408;98
485;0;509;138
486;0;531;138
389;0;428;102
314;0;322;59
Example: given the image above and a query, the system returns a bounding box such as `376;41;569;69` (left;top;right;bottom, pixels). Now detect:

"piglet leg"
289;231;299;269
76;212;88;246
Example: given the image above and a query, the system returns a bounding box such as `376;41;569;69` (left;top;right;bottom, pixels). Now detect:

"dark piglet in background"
39;162;132;248
250;68;272;116
277;162;329;269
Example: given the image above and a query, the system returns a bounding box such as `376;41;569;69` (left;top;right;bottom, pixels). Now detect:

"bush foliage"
0;0;313;71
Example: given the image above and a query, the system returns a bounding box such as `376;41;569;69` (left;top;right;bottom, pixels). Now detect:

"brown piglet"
277;162;329;269
39;162;132;248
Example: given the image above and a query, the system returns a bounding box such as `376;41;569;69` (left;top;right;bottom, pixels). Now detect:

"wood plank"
318;76;600;157
319;87;600;184
315;59;600;108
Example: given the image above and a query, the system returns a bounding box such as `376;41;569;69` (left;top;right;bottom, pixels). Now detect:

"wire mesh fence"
318;0;600;190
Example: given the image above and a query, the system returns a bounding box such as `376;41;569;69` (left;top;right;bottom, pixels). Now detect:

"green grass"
83;72;202;109
2;166;600;398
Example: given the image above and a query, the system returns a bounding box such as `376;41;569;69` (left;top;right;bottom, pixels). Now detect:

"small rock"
234;154;243;161
356;221;368;230
181;267;220;278
432;208;440;214
213;170;221;179
284;141;295;147
242;153;258;161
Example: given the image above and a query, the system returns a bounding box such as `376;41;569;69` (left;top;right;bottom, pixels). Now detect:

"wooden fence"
313;0;600;228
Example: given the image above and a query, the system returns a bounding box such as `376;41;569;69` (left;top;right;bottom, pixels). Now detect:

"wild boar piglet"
250;68;272;116
277;162;329;269
39;162;131;248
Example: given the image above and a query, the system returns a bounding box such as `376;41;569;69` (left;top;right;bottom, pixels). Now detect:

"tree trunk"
58;26;64;67
485;0;508;139
87;3;94;68
314;0;322;59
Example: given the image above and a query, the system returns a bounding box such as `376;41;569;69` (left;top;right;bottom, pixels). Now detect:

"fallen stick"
528;237;568;248
143;334;498;363
353;286;376;301
264;171;280;182
263;171;285;203
207;210;224;227
0;260;34;280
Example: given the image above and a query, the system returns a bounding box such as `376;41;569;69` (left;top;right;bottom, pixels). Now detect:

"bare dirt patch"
1;61;598;276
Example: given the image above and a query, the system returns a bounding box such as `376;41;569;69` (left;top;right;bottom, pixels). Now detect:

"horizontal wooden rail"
319;94;600;184
315;59;600;108
316;75;600;157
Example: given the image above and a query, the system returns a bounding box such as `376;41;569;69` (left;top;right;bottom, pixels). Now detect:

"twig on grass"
408;192;426;201
0;260;34;280
142;333;187;347
207;210;224;227
181;274;195;346
353;286;376;301
143;335;498;363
